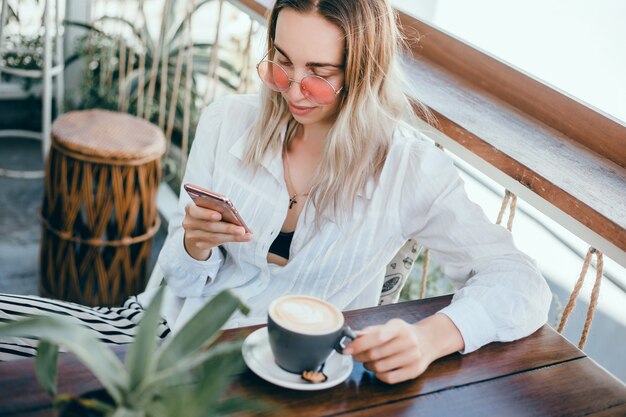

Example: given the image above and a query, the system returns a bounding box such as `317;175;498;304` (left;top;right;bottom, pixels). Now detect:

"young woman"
1;0;551;384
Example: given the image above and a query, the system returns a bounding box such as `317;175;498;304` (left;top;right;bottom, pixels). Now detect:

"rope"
157;9;172;130
203;0;224;107
117;21;127;111
237;19;255;93
144;0;171;120
121;1;137;114
136;0;147;117
419;249;430;299
496;189;517;231
557;247;604;349
166;0;193;143
180;0;195;180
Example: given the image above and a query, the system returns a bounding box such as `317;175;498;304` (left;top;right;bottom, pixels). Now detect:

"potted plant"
0;287;266;417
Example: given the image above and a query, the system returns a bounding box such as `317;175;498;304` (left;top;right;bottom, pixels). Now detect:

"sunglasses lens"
257;61;290;91
301;76;336;105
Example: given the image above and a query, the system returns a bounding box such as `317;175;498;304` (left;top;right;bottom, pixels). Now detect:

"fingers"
184;203;250;234
183;203;253;257
352;334;415;363
184;229;252;246
344;319;407;356
363;348;419;374
376;367;425;385
184;215;248;236
185;202;222;222
345;319;431;384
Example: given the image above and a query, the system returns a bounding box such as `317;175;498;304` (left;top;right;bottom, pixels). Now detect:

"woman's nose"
284;69;309;103
285;79;306;102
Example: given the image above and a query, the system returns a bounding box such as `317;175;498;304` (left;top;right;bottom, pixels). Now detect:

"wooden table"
1;295;625;416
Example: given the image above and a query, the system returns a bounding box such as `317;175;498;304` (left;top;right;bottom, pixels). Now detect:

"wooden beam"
397;12;626;169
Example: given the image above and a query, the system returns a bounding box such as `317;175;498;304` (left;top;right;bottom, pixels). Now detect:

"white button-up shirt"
148;94;551;354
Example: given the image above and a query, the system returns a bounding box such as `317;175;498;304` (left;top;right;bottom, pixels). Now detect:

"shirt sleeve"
399;139;552;353
157;98;228;298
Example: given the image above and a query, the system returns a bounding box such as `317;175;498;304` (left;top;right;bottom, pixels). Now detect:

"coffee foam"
270;296;343;334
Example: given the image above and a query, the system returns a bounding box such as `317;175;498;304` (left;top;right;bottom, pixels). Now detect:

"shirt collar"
229;123;287;184
229;122;375;200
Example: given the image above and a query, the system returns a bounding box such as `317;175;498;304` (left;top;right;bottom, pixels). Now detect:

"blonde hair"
244;0;427;223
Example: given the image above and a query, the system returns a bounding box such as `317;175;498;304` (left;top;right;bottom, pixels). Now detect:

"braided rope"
117;34;127;111
496;189;517;231
121;13;136;114
144;0;171;120
419;249;430;299
136;0;147;117
180;0;196;179
165;37;185;143
557;247;604;349
203;0;225;106
238;19;255;93
157;10;172;130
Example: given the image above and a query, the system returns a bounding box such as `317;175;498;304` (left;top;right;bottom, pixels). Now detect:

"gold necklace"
283;149;310;209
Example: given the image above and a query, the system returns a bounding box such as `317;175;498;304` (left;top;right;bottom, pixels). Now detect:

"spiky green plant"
64;0;253;147
0;287;265;417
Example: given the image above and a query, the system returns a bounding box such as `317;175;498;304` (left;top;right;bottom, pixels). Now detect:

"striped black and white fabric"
0;293;170;361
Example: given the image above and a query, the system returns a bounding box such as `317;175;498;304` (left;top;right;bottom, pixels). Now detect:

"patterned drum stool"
39;110;165;306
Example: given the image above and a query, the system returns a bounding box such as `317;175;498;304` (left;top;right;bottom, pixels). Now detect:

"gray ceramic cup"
267;295;356;374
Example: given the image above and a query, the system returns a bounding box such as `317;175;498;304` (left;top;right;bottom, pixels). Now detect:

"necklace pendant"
289;195;297;209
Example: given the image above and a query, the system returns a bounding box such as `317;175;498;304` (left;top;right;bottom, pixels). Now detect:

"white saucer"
242;327;353;391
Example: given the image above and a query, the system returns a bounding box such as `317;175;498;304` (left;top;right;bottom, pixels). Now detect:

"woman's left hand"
343;313;464;384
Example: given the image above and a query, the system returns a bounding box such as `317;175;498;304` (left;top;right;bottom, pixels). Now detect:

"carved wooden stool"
40;110;165;306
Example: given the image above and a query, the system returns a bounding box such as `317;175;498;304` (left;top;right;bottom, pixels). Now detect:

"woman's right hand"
182;202;253;261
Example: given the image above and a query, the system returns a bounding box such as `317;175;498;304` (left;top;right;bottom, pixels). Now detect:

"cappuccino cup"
267;295;356;374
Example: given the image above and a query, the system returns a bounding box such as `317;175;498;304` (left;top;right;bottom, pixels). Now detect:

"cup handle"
335;326;357;354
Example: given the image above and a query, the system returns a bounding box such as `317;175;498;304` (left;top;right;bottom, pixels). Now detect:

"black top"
268;231;294;259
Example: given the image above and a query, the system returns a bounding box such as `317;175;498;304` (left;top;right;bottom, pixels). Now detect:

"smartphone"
184;183;251;233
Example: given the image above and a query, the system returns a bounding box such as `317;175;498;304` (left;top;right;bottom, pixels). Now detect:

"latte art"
270;296;343;334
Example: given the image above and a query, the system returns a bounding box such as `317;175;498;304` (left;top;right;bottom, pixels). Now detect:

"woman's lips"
289;103;315;116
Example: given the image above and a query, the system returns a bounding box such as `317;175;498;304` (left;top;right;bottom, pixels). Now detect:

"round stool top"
51;110;166;162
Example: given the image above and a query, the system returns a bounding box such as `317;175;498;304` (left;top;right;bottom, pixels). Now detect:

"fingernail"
343;348;353;355
212;214;221;221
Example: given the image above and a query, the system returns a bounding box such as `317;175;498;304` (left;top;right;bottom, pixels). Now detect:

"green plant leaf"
126;286;165;392
141;340;242;397
63;19;105;35
0;317;127;403
192;342;247;415
147;339;247;417
35;341;58;397
92;16;146;45
156;290;249;371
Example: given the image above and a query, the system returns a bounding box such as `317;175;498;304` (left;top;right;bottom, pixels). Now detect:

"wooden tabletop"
1;295;625;416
